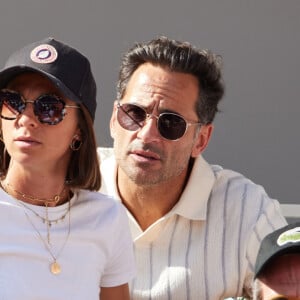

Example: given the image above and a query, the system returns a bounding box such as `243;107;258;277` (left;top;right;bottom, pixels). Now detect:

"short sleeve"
100;204;136;287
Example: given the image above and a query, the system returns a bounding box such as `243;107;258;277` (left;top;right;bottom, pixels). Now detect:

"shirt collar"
98;148;119;199
98;148;215;221
169;155;215;220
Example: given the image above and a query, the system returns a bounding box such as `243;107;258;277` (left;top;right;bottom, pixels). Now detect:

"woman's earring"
70;135;82;151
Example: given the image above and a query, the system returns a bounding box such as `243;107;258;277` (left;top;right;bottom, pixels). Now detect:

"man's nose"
136;114;161;142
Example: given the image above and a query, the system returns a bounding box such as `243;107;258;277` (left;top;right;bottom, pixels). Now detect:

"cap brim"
254;243;300;278
0;66;82;105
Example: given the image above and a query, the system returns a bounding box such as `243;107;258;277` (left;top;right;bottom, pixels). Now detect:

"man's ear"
191;124;213;158
110;101;118;139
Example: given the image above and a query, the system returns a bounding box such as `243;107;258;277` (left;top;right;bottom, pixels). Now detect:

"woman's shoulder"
70;189;128;230
73;189;123;215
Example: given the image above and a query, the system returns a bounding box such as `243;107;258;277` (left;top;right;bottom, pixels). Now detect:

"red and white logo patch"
30;44;58;64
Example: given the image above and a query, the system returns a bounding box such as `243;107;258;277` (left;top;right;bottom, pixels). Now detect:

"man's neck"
117;169;189;231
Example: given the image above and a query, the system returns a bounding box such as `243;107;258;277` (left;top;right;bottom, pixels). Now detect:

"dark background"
1;0;299;218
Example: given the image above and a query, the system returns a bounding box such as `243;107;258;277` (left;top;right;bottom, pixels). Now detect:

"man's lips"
130;150;161;160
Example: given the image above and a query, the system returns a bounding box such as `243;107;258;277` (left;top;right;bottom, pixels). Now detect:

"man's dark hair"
117;36;225;124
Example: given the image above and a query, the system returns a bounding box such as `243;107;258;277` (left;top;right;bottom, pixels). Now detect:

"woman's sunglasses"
0;89;80;125
117;102;202;141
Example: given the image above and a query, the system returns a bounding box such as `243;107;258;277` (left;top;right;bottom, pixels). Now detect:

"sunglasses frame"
0;89;80;125
116;101;202;141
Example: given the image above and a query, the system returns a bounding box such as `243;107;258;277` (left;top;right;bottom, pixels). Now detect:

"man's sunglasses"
0;89;80;125
117;102;202;141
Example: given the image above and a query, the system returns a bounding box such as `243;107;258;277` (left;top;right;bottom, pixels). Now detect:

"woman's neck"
2;167;70;206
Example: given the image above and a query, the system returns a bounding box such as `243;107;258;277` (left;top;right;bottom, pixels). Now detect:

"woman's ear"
191;124;213;158
75;128;82;139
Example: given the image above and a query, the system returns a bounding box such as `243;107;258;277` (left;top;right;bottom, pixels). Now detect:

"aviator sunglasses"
117;102;202;141
0;89;80;125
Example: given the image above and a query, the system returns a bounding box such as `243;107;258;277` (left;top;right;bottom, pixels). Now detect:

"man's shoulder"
198;156;252;183
205;162;286;238
204;161;271;202
209;162;259;188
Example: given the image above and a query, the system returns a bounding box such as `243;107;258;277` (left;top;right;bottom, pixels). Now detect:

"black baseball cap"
254;222;300;278
0;37;97;121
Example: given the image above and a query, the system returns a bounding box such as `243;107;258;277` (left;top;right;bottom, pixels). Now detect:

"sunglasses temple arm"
4;103;20;116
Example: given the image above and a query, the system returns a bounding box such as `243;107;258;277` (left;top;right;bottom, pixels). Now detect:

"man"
253;222;300;300
98;36;287;299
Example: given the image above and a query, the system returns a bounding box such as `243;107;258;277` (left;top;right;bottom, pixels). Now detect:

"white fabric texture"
98;147;287;300
0;188;135;300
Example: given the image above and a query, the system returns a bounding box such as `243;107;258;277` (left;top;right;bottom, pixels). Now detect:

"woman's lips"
14;136;41;146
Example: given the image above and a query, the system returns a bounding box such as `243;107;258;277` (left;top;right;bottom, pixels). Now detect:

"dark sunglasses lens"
34;96;65;125
118;103;146;130
158;113;187;140
0;91;25;119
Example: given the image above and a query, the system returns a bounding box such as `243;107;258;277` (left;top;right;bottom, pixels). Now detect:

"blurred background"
1;0;299;221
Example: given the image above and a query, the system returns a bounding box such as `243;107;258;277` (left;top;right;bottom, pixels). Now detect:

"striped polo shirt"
98;147;287;300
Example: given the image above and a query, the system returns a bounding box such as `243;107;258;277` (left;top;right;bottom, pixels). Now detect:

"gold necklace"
17;200;70;226
18;197;71;275
1;182;71;274
4;182;67;244
5;182;66;206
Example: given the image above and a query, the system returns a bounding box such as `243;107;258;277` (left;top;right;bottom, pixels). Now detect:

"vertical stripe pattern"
99;149;287;300
129;172;287;299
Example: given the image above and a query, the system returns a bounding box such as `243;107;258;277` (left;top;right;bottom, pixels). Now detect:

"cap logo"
30;44;58;64
277;226;300;246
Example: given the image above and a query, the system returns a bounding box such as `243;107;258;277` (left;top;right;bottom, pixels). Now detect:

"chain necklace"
21;199;71;275
1;181;71;275
5;182;66;206
4;182;67;244
17;200;70;226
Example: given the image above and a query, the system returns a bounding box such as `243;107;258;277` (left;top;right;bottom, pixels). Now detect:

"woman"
0;38;135;299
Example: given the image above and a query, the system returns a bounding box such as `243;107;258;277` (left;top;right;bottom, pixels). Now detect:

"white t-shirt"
0;188;135;300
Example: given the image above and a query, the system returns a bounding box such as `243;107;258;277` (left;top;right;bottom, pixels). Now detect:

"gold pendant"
50;261;61;275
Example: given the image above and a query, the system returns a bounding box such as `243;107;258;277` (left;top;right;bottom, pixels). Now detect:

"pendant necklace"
18;198;71;275
17;200;70;244
5;182;66;244
1;182;71;275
